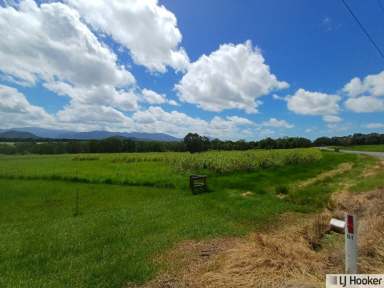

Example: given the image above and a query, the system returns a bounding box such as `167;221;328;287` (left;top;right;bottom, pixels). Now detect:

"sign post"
345;213;357;274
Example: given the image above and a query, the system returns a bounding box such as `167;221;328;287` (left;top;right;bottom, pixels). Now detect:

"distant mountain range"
0;130;40;139
0;127;181;142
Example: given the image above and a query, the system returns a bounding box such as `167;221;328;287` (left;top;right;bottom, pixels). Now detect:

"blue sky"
0;0;383;140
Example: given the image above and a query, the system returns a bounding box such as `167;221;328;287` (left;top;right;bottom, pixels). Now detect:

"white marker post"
345;213;357;274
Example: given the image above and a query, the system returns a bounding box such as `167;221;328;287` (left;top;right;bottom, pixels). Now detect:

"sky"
0;0;383;140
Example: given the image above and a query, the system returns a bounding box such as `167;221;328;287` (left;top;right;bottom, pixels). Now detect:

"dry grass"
297;162;353;189
331;189;384;273
133;185;384;288
362;160;384;177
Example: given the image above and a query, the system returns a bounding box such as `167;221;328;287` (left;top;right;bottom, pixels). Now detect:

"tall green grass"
170;148;322;173
0;149;322;188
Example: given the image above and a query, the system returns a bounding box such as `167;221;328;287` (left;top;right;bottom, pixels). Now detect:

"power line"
341;0;384;58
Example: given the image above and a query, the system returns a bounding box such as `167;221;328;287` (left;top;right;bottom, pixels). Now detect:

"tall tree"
183;133;209;153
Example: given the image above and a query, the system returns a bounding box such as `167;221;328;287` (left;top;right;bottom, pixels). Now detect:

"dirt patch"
126;238;238;288
130;187;384;288
297;162;353;189
363;160;384;177
241;191;254;197
276;194;287;199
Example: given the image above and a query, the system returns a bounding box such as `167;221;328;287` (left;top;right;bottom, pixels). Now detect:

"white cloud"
287;88;340;118
0;84;54;128
365;123;384;129
225;116;254;126
132;106;256;139
0;0;134;87
272;94;285;100
65;0;189;73
322;115;342;123
261;118;294;128
44;81;139;111
141;89;167;105
343;70;384;113
343;71;384;98
0;84;266;139
168;100;179;106
57;103;134;131
140;88;181;106
343;78;366;98
0;0;136;111
0;85;134;132
345;96;384;113
175;41;288;113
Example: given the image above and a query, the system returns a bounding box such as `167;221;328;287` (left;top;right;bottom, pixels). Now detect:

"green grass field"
339;144;384;152
0;149;379;288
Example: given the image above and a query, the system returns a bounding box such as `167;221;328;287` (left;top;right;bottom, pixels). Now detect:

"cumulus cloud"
365;123;384;129
0;0;136;110
322;115;342;123
140;89;181;106
261;118;294;128
343;71;384;98
343;70;384;113
65;0;189;73
287;88;341;124
132;106;256;139
168;100;180;106
141;89;167;105
0;84;54;128
57;103;134;131
175;41;288;113
287;89;340;116
0;84;258;139
345;96;384;113
272;94;285;101
44;81;139;111
343;78;366;98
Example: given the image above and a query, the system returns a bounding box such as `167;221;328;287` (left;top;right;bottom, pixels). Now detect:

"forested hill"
0;128;180;142
0;130;40;139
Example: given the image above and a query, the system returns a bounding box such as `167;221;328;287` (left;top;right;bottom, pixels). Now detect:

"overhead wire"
341;0;384;58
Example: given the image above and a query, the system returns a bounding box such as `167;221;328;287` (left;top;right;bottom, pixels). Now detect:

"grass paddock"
0;150;376;287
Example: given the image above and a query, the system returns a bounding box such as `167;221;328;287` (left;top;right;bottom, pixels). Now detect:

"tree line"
313;133;384;147
0;132;383;154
